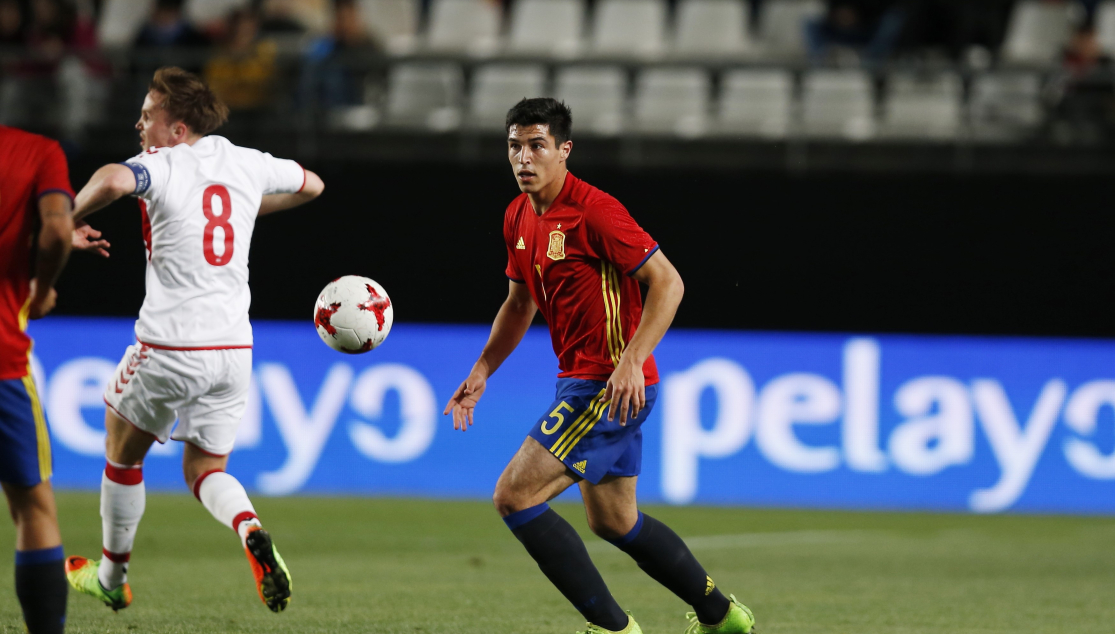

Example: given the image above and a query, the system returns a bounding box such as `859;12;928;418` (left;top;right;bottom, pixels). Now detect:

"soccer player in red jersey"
0;124;76;634
445;99;756;634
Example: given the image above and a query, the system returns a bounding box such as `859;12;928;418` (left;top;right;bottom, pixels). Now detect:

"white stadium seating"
802;70;875;140
716;69;793;138
969;72;1043;142
425;0;502;56
673;0;751;58
469;64;549;131
385;62;465;131
634;67;711;137
1001;0;1075;65
555;65;628;136
756;0;824;60
880;73;962;141
358;0;420;55
507;0;586;58
591;0;668;58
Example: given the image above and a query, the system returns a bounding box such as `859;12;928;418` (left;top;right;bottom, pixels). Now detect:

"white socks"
99;461;146;590
194;470;260;546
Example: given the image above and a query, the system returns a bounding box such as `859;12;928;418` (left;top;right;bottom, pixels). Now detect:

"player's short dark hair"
505;98;573;145
149;66;229;136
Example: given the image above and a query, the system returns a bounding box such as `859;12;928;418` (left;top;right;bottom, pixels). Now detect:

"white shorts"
103;343;252;456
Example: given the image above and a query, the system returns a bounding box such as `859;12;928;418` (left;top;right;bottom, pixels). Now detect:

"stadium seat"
358;0;420;55
97;0;155;48
385;62;465;131
507;0;586;58
633;67;710;137
554;66;628;136
425;0;502;57
469;65;549;131
969;72;1043;142
716;69;793;138
590;0;668;58
185;0;251;26
1001;0;1075;65
1096;1;1115;55
802;70;875;140
673;0;751;58
756;0;824;60
880;73;962;141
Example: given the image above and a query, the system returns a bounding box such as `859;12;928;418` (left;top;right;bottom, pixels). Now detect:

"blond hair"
149;67;230;136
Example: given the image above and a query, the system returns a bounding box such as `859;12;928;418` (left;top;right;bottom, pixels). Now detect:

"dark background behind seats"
55;156;1115;338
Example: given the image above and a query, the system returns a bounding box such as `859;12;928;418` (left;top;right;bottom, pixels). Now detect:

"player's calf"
607;512;750;630
6;483;68;634
192;469;292;612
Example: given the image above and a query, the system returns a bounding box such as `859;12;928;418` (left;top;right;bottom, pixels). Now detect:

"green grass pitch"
1;492;1113;633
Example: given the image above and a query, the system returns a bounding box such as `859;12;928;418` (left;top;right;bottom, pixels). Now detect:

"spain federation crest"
547;230;566;261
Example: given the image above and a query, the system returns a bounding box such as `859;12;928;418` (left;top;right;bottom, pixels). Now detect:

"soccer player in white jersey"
62;67;324;614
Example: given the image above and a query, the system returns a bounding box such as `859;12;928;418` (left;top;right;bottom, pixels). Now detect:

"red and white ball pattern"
314;276;393;354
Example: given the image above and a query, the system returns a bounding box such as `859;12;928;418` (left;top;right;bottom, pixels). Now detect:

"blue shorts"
527;378;658;484
0;376;52;486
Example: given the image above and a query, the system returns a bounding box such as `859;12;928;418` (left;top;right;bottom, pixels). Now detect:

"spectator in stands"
1047;24;1115;143
300;0;374;108
204;8;278;111
0;0;22;47
806;0;909;65
134;0;210;49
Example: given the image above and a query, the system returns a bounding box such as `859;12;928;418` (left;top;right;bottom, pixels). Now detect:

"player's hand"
73;222;111;258
601;358;645;426
27;280;57;320
444;373;487;432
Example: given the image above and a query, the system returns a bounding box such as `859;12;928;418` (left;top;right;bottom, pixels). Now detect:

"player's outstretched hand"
27;280;57;320
73;222;111;258
601;359;646;427
444;373;487;432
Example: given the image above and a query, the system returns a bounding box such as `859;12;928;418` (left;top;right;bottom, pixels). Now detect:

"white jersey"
122;135;305;348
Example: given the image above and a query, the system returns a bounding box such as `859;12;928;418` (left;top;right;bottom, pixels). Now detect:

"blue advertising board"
25;317;1115;514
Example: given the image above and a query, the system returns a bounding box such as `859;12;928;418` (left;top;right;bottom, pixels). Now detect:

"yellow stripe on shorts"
550;392;603;456
558;400;609;461
552;394;610;460
21;373;51;482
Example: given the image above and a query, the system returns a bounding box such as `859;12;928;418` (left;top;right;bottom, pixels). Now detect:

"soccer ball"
314;276;394;354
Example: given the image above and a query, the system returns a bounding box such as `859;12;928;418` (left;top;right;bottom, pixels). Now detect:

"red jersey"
0;126;74;380
505;172;660;385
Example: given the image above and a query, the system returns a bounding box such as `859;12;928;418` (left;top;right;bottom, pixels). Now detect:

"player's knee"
6;484;54;526
587;516;628;540
492;485;525;518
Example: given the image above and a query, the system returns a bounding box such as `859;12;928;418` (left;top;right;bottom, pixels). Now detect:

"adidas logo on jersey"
516;237;526;250
572;460;587;474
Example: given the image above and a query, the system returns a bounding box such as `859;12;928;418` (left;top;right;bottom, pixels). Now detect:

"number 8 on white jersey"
121;135;306;349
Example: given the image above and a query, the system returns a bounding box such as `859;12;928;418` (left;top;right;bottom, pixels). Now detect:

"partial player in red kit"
0;125;76;634
445;99;756;634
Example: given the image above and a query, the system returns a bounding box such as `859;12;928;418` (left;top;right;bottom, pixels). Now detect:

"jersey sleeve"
584;201;660;276
34;141;74;200
121;149;171;200
504;207;525;283
259;153;306;195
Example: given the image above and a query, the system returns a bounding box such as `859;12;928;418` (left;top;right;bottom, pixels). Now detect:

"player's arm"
443;280;537;431
604;249;684;425
258;169;324;216
72;164;137;222
28;192;75;319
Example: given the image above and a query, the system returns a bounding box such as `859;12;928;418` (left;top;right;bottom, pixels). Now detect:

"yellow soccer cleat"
64;556;132;612
684;594;756;634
